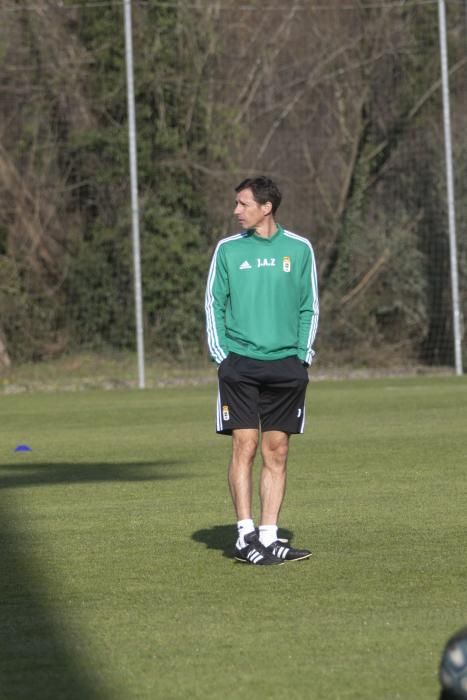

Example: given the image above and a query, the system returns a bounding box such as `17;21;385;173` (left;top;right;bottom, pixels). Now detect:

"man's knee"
232;429;259;463
261;432;289;465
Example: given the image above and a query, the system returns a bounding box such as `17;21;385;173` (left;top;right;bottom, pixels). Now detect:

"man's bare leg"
259;430;289;526
229;428;284;564
228;428;259;520
258;430;311;561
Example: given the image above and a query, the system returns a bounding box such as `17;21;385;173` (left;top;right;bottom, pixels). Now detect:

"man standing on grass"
205;176;319;565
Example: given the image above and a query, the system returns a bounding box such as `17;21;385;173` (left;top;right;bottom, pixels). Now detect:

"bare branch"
253;32;367;165
233;0;301;125
340;248;391;307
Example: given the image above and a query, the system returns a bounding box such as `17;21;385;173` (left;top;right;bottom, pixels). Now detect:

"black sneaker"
266;538;312;562
234;531;284;565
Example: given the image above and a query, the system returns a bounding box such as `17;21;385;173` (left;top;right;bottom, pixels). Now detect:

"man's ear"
263;201;273;215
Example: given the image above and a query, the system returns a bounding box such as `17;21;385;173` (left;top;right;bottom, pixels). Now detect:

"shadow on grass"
0;500;109;699
0;459;188;489
192;523;237;558
0;458;194;698
0;459;190;696
0;459;193;698
192;524;294;560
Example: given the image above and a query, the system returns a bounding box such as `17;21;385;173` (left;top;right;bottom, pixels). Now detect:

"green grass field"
1;375;466;699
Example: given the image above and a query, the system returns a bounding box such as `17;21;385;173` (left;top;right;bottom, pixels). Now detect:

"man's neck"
254;217;277;239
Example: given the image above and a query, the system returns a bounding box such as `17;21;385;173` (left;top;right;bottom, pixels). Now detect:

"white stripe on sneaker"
248;550;263;563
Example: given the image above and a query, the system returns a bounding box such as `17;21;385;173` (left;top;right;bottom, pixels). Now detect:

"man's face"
234;188;271;230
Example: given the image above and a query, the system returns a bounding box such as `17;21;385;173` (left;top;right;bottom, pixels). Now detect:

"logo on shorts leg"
222;405;230;421
297;408;302;418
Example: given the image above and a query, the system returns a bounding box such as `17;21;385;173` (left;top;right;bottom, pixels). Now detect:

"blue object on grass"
15;444;32;452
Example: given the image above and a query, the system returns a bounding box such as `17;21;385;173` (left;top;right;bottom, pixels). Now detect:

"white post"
123;0;146;388
438;0;463;375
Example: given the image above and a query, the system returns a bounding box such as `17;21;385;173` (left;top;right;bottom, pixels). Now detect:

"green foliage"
52;0;230;361
141;202;209;358
64;224;134;350
316;4;461;368
1;2;465;368
319;129;427;365
56;3;226;360
0;226;7;257
0;257;63;362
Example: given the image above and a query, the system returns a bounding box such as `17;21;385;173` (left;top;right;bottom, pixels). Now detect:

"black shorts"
216;352;309;436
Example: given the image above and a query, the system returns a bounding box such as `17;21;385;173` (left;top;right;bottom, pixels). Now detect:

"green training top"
205;225;319;364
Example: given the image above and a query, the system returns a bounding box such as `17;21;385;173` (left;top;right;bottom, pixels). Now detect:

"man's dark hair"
235;176;282;215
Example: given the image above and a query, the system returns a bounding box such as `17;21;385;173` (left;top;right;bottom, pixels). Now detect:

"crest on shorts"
283;256;291;272
222;405;230;421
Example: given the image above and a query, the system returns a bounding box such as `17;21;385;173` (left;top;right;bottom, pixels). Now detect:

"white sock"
259;525;278;547
236;518;255;549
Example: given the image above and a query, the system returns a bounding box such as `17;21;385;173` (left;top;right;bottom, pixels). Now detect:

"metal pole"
438;0;463;375
123;0;146;388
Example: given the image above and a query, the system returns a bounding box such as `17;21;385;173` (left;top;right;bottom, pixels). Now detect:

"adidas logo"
239;260;252;270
